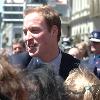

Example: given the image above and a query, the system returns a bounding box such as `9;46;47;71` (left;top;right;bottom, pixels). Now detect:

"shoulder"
9;52;31;60
8;52;32;68
61;51;80;64
20;52;32;59
59;51;80;80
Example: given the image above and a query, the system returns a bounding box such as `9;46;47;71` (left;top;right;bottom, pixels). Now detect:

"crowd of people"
0;5;100;100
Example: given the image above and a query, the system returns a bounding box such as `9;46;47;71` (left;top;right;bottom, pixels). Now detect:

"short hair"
12;38;25;49
64;66;100;100
23;63;67;100
24;5;61;42
0;54;27;100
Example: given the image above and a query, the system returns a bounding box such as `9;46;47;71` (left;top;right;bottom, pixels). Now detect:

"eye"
29;27;39;34
23;29;27;35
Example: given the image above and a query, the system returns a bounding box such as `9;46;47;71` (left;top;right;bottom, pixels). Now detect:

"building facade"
70;0;100;45
1;0;45;47
1;0;70;48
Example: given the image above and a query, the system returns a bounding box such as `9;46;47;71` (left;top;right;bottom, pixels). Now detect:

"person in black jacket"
22;5;80;80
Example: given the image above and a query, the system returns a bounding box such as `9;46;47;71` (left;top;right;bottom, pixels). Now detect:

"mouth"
27;43;39;51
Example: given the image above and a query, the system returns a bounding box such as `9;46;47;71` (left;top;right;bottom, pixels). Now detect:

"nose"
24;31;34;46
25;30;34;41
16;48;21;53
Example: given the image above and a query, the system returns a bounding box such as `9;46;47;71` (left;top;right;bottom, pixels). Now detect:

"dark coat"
59;52;80;80
26;52;80;80
9;51;80;79
8;52;32;69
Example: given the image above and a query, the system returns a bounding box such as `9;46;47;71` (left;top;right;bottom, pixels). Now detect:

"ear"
51;25;58;36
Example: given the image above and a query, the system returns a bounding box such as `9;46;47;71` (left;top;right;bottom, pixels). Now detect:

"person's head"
23;63;67;100
0;54;27;100
64;66;100;100
90;31;100;54
68;47;80;59
76;42;88;59
23;5;61;61
12;38;26;54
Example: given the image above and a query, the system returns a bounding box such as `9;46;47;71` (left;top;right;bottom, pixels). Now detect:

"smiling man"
23;5;80;80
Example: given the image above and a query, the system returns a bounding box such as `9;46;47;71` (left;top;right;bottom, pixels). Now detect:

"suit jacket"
9;51;80;79
27;52;80;80
59;52;80;80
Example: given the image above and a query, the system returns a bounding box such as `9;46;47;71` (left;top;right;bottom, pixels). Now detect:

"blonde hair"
64;66;100;100
76;42;89;58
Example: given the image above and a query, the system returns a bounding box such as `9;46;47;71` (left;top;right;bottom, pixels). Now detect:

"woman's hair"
64;66;100;100
76;42;89;58
23;63;67;100
0;54;27;100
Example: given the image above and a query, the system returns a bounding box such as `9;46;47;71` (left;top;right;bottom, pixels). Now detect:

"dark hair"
12;38;25;49
23;63;67;100
0;92;11;100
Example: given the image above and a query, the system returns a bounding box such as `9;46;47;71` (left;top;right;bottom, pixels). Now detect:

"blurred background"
0;0;99;52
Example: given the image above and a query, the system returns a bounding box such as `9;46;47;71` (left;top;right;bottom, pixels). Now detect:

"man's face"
12;43;24;54
23;12;56;60
91;41;100;54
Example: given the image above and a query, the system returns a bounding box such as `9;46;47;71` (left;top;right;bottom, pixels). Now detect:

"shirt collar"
49;50;62;74
30;50;62;74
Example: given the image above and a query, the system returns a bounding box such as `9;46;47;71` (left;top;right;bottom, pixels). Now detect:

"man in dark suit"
22;5;80;80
